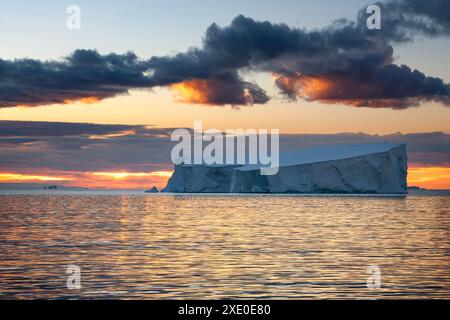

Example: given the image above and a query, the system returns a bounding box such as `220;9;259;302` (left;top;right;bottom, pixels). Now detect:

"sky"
0;0;449;189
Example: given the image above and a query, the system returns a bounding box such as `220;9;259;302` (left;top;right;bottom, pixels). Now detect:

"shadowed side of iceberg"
162;164;242;193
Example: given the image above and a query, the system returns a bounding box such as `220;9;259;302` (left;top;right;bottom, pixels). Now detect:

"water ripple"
0;192;449;299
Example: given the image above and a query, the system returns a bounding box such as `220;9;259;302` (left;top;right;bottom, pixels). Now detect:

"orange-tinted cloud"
274;73;334;100
170;80;211;104
169;74;268;106
274;67;447;109
63;97;102;105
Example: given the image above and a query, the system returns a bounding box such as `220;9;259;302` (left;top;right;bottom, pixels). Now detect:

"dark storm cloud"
0;122;449;174
0;50;153;108
275;64;450;108
0;0;449;108
148;0;450;107
358;0;450;42
150;15;392;79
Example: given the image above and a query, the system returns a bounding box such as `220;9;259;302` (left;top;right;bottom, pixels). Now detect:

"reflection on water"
0;191;449;299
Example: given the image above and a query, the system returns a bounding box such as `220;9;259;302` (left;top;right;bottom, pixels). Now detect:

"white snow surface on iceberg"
240;143;401;170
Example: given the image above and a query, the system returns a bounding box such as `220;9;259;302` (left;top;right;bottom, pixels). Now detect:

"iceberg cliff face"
163;164;241;193
163;143;407;194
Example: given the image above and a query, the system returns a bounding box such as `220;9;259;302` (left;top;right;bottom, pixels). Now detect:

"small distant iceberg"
407;186;426;191
162;143;407;194
43;185;58;190
145;186;159;193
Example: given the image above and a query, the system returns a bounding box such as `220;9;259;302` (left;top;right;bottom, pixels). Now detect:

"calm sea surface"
0;190;449;299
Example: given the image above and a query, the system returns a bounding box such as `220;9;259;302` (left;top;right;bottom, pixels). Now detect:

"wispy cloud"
1;120;449;171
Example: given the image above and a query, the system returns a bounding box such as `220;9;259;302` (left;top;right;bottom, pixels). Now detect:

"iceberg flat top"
239;142;404;171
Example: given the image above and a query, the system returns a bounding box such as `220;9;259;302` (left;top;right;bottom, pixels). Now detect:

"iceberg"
162;143;407;194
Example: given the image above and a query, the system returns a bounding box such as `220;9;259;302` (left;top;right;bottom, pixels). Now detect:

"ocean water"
0;190;449;299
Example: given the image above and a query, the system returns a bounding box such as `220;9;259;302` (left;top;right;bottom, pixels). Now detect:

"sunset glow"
85;171;173;188
408;167;450;189
0;171;173;189
0;173;71;181
1;167;449;190
63;96;102;105
91;171;173;179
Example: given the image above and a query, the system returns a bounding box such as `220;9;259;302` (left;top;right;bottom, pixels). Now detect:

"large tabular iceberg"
162;143;407;194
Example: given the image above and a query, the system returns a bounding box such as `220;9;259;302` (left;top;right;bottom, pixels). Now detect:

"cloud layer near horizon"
1;121;449;177
1;0;450;109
